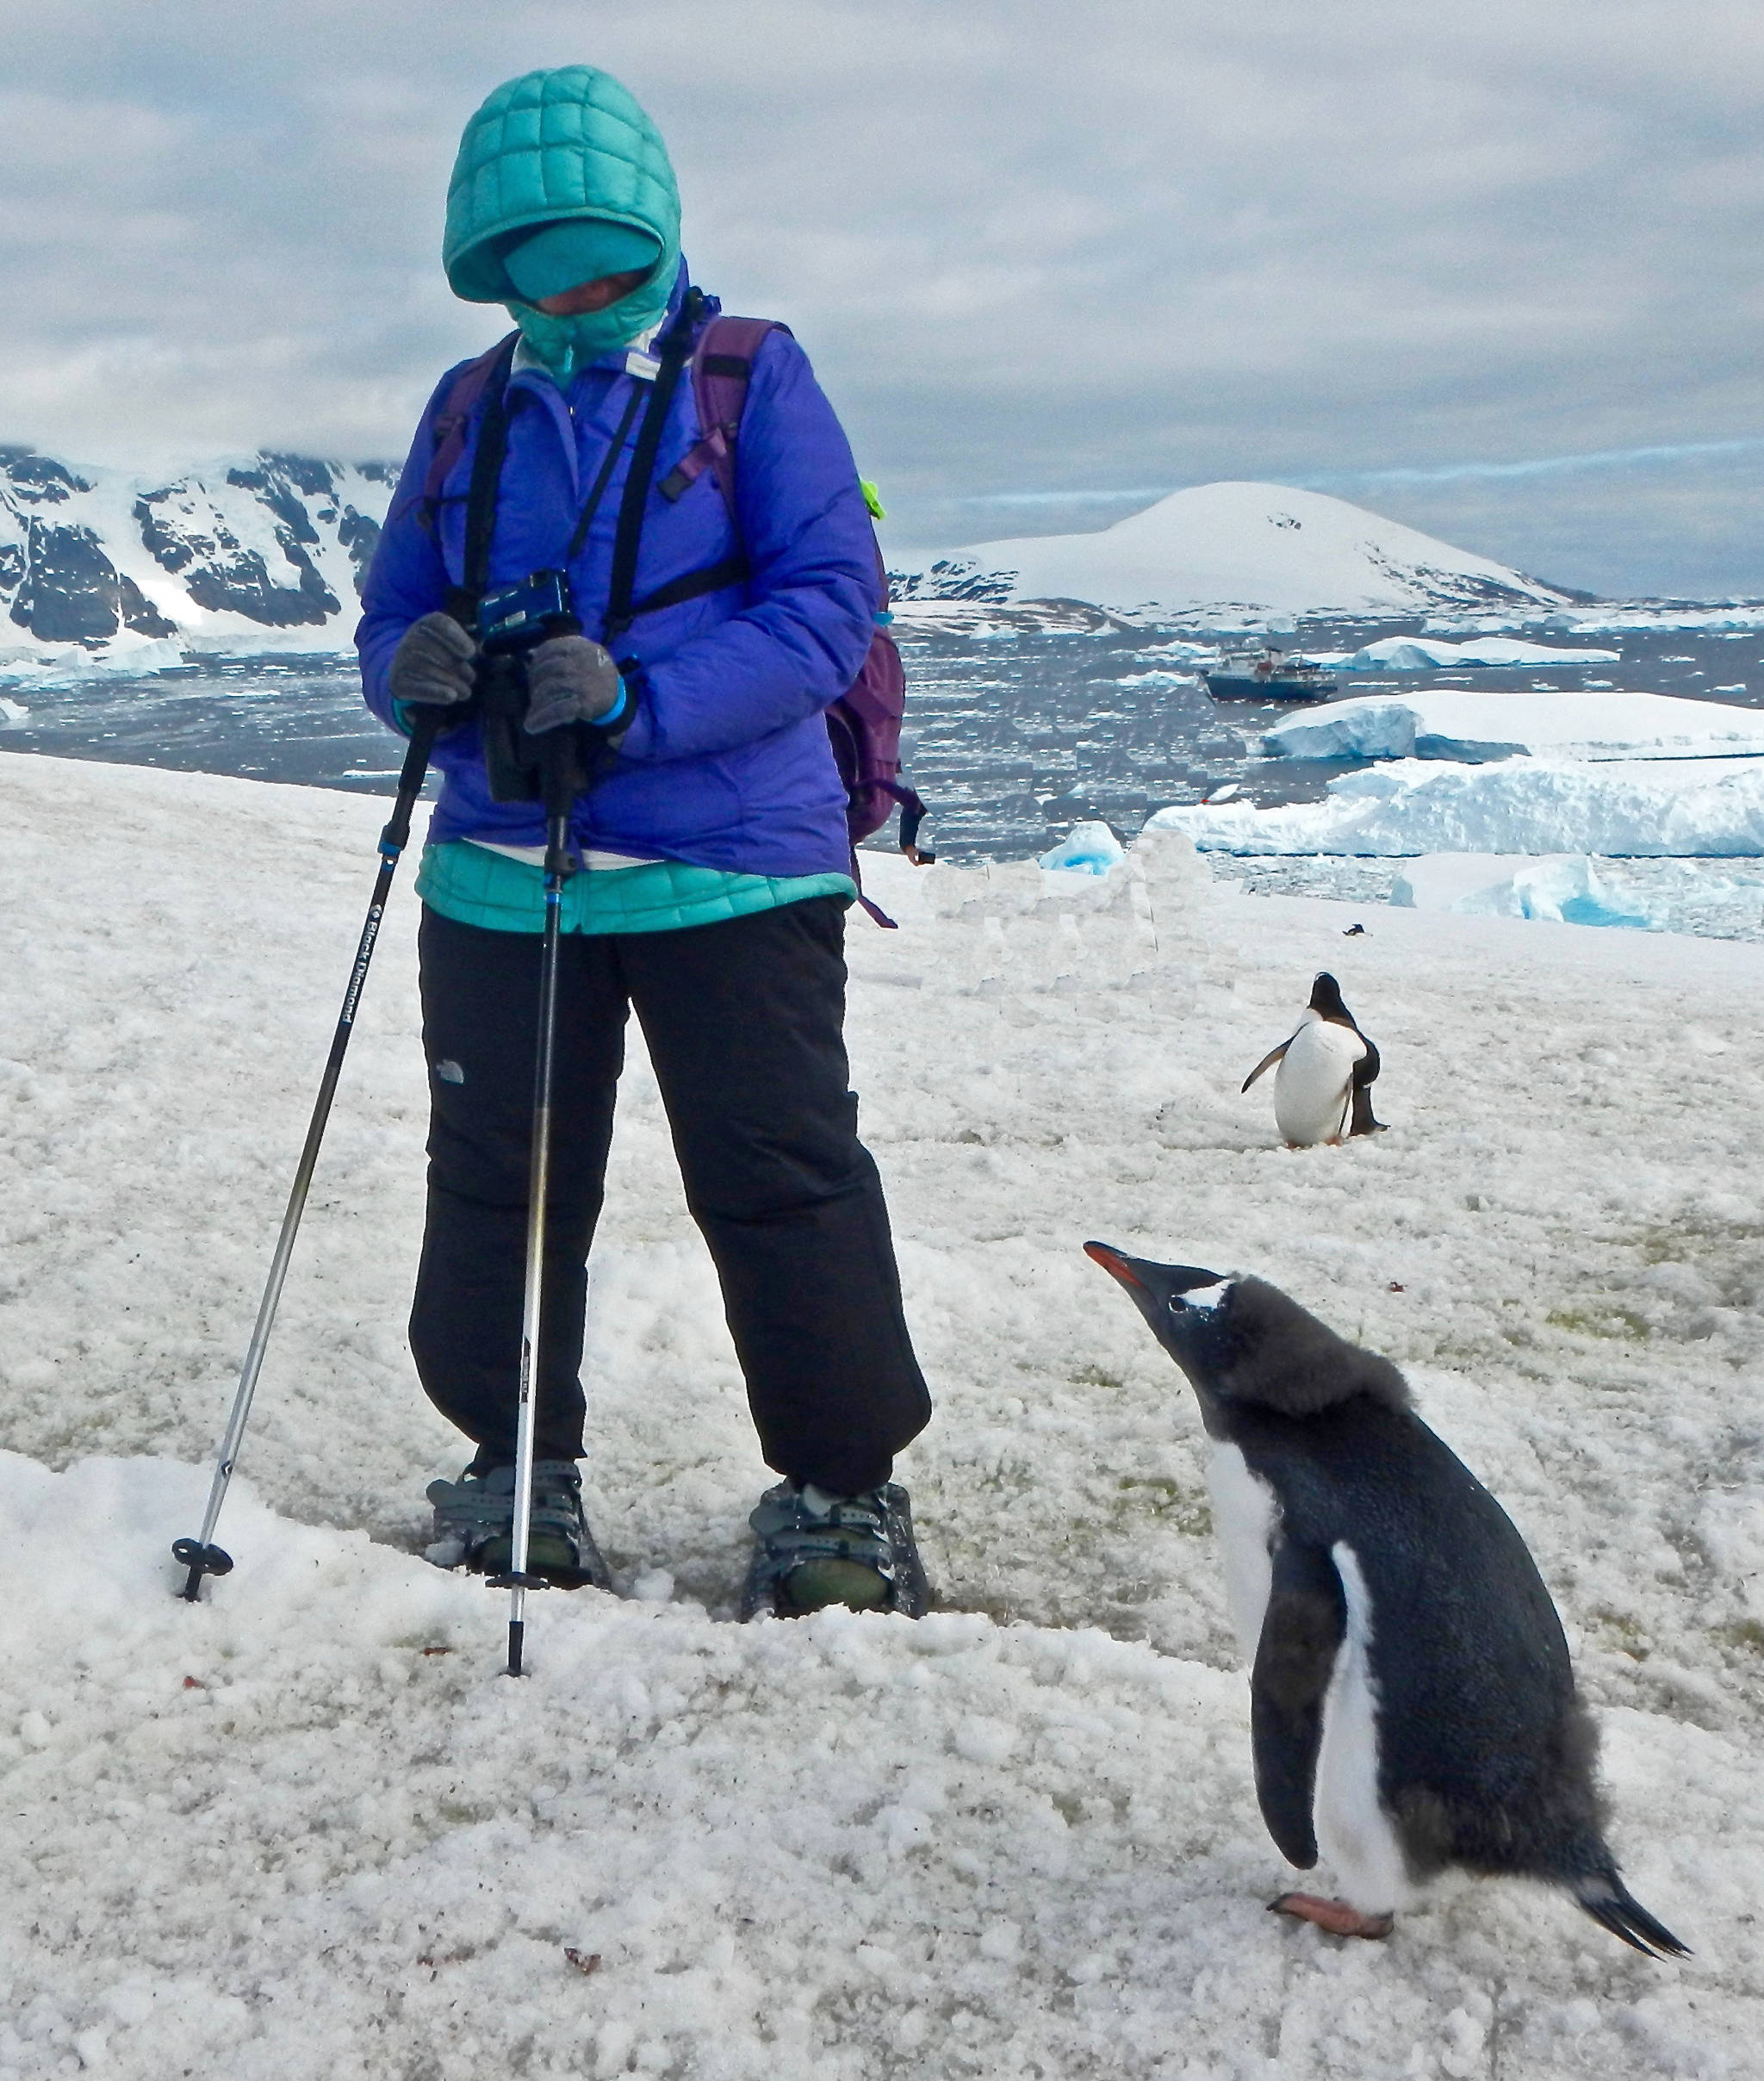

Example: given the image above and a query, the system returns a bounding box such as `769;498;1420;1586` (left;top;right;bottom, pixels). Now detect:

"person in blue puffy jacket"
358;65;932;1617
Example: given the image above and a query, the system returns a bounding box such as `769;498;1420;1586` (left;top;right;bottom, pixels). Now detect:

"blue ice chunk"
1038;822;1125;876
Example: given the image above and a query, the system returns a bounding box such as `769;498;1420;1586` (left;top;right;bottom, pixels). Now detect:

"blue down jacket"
357;268;877;879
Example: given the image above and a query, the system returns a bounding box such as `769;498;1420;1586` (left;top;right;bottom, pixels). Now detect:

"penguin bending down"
1084;1241;1687;1957
1243;972;1384;1146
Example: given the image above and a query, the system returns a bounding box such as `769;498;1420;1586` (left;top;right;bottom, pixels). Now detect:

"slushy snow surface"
3;755;1763;2079
1264;691;1764;767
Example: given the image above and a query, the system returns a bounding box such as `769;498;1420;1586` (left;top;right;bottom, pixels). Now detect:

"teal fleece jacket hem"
414;840;854;935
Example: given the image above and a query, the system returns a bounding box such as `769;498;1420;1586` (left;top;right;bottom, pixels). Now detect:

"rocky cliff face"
0;446;396;659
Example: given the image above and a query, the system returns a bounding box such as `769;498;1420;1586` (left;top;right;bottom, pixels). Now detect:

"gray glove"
522;634;628;736
388;612;477;707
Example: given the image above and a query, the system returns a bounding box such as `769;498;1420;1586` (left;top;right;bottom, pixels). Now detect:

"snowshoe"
424;1461;612;1590
740;1480;929;1620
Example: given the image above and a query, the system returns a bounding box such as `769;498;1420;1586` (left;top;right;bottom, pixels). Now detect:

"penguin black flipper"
1249;1537;1348;1869
1242;1033;1297;1095
1575;1876;1691;1959
1347;1035;1385;1137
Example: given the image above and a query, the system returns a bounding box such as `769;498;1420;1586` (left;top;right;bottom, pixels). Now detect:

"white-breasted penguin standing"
1243;972;1384;1146
1084;1240;1688;1956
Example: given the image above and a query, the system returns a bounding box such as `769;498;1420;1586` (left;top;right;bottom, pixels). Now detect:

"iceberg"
1550;603;1764;635
1311;635;1621;673
1263;689;1764;765
1389;854;1649;928
1146;755;1764;856
1382;852;1764;935
0;633;187;687
1038;821;1126;874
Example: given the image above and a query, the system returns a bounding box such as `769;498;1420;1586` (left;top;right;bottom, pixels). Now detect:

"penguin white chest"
1273;1016;1364;1146
1205;1441;1279;1665
1314;1542;1412;1915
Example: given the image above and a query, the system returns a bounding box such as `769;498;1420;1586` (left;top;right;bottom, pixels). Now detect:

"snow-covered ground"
1263;690;1764;766
3;755;1762;2079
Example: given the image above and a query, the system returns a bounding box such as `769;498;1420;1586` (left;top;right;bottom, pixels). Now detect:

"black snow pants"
410;896;931;1496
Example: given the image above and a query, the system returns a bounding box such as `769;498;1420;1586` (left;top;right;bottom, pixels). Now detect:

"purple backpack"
659;314;929;871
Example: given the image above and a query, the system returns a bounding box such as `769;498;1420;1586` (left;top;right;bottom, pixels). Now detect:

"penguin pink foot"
1270;1893;1394;1940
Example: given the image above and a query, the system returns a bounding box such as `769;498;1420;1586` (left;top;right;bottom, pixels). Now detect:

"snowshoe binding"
740;1480;929;1620
424;1460;612;1590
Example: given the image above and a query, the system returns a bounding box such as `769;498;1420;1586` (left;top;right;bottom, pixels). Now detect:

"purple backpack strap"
660;315;786;512
395;331;520;530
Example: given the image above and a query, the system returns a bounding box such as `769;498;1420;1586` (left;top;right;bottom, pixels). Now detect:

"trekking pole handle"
538;725;586;880
381;706;443;857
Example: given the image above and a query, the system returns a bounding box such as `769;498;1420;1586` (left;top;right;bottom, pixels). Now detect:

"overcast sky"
4;0;1763;597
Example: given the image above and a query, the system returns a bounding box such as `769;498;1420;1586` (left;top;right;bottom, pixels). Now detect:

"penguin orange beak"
1084;1240;1146;1289
1086;1242;1230;1364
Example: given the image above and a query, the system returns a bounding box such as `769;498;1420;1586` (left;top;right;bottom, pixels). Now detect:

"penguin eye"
1167;1295;1186;1314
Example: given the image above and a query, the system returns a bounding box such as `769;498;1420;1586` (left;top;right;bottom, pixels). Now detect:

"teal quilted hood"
444;66;681;355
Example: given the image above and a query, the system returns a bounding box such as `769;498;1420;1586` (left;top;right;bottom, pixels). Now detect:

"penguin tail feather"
1573;1876;1690;1959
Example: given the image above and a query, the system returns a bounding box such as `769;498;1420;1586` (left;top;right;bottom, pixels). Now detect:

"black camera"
478;567;575;655
474;568;583;804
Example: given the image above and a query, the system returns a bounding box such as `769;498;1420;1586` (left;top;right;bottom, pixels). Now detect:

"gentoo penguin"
1243;972;1383;1146
1084;1241;1687;1956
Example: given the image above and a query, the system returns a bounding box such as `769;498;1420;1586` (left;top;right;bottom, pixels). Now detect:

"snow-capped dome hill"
0;444;396;668
896;481;1576;623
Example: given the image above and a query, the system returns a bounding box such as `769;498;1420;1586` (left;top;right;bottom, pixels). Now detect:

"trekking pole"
172;709;443;1601
491;724;583;1675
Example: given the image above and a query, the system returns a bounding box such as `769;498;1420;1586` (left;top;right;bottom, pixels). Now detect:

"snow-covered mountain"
0;444;396;668
1;453;1583;668
895;481;1581;623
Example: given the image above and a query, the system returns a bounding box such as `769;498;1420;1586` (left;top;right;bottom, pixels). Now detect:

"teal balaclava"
444;66;682;382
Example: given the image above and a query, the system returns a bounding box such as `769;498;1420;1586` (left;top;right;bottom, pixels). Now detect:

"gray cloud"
3;0;1761;593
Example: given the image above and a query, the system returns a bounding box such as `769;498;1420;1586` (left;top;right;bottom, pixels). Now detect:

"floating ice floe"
1264;689;1764;765
1129;639;1218;664
1037;821;1126;874
1389;854;1649;928
1148;755;1764;856
1386;852;1764;935
1554;602;1764;635
1307;635;1621;673
0;634;185;687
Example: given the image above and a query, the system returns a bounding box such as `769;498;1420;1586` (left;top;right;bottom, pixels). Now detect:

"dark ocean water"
3;615;1762;863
